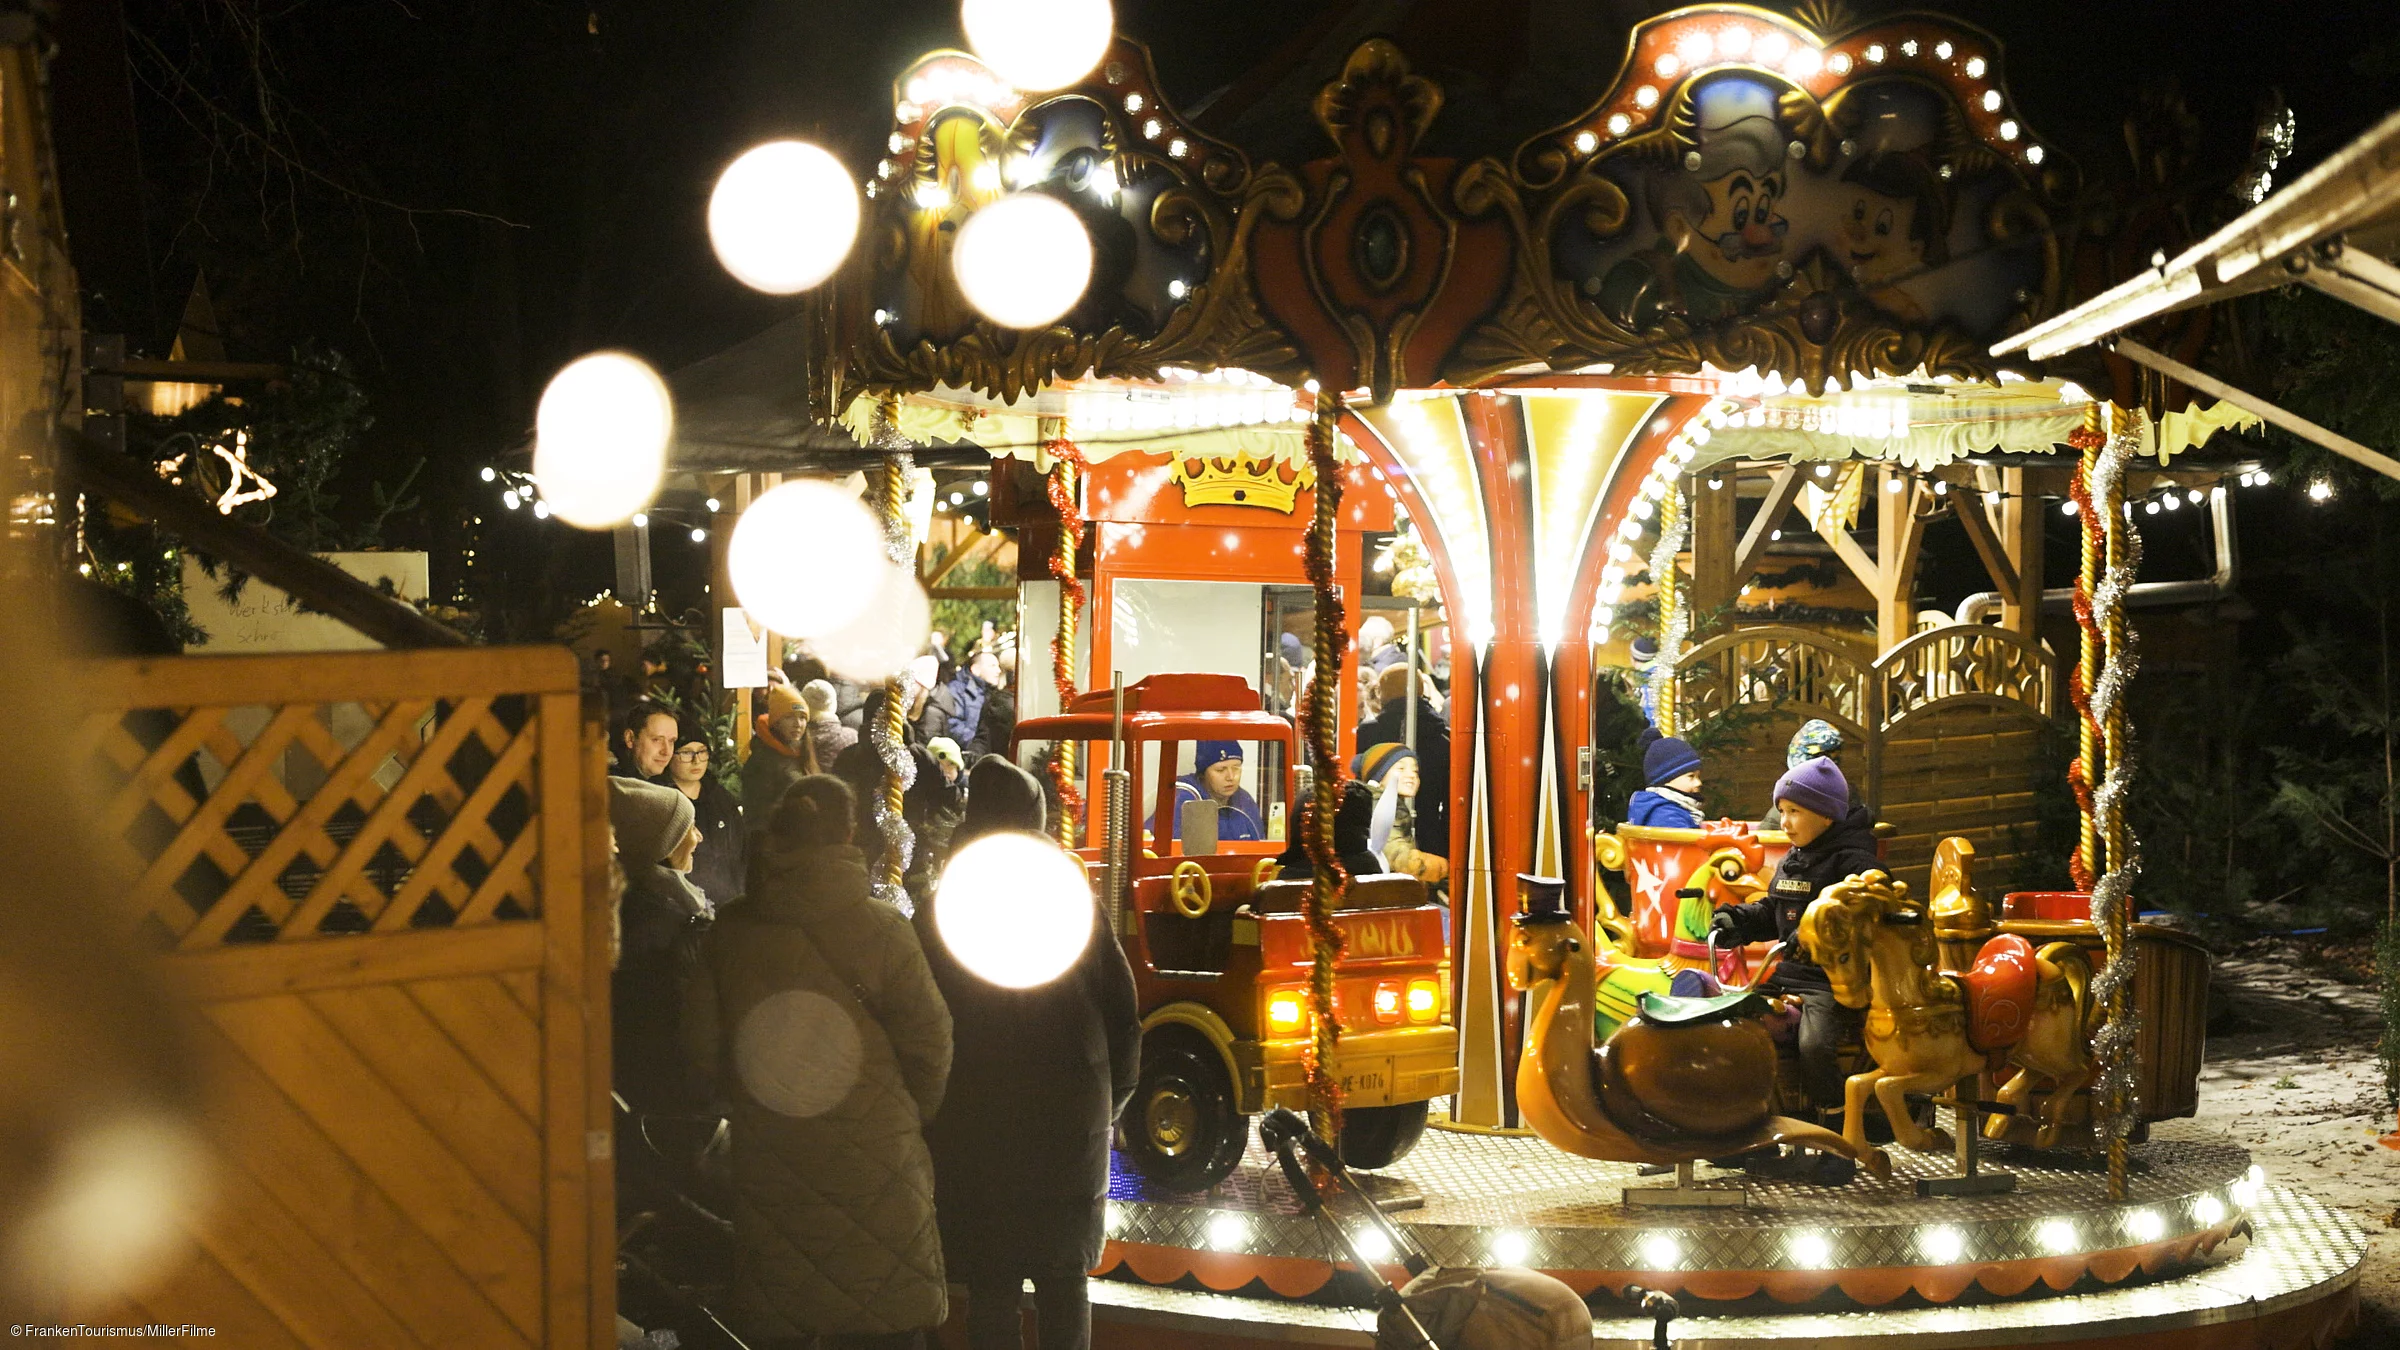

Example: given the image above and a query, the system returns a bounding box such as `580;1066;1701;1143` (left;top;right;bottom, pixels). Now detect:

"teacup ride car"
1586;821;1789;1036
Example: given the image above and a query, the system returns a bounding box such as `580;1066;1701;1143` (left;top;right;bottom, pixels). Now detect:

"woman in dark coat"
919;756;1141;1350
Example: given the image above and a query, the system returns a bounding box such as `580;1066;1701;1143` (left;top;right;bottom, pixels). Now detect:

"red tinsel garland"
1299;394;1349;1140
1044;436;1088;831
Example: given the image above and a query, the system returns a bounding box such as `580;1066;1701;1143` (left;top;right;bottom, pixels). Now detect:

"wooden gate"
1675;624;2057;897
76;647;612;1348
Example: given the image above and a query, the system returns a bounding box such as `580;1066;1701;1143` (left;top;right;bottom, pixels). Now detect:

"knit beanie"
1786;718;1844;770
1773;756;1850;822
800;679;837;720
1193;740;1244;773
1642;735;1702;788
926;736;963;774
955;755;1045;850
767;679;806;722
1353;741;1417;786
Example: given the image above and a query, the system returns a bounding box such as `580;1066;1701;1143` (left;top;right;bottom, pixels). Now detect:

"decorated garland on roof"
1300;389;1350;1142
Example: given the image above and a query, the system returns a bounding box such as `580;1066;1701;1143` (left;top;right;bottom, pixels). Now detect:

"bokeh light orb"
814;561;931;682
935;830;1095;988
727;479;882;638
532;352;673;529
708;140;860;294
952;193;1092;329
733;990;863;1117
962;0;1113;92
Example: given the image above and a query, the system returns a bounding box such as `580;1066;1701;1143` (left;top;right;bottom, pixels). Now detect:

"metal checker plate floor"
1092;1184;2366;1347
1108;1122;2257;1276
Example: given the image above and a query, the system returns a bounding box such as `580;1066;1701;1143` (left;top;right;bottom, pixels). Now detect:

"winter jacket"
921;759;1141;1279
916;682;958;746
681;775;746;910
967;683;1018;761
740;722;810;830
1711;804;1879;992
682;841;953;1338
607;778;712;1112
943;669;990;746
809;714;859;774
1625;786;1703;830
1355;697;1449;861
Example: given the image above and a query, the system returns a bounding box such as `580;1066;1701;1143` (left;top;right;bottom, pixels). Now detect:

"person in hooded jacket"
682;775;953;1350
607;777;712;1113
1272;779;1387;881
919;757;1140;1350
1160;740;1263;843
1709;756;1877;1118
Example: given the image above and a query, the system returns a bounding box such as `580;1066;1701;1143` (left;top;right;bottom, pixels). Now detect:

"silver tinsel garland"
2086;420;2145;1141
865;408;920;912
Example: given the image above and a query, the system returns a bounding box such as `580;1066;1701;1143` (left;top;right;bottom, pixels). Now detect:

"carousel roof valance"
840;4;2087;406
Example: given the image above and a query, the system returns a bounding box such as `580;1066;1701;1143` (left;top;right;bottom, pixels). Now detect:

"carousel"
677;3;2373;1346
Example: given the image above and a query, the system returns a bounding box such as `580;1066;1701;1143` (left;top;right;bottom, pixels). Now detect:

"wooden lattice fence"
75;648;612;1349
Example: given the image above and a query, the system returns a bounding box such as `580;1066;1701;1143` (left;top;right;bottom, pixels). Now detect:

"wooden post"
1999;467;2045;639
1689;468;1738;634
1876;468;1928;654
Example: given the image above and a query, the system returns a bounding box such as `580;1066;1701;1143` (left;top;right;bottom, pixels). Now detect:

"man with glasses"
666;723;745;907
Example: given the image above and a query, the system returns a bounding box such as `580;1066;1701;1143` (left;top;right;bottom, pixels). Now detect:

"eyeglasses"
672;748;711;761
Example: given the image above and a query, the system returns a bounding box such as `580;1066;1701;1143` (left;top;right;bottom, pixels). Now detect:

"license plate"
1339;1067;1388;1096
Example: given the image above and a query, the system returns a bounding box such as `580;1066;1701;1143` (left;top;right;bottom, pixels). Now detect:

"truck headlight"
1372;983;1402;1024
1405;979;1440;1022
1266;990;1305;1032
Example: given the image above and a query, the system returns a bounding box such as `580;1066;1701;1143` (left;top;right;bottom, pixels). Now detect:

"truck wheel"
1119;1030;1248;1193
1338;1101;1430;1170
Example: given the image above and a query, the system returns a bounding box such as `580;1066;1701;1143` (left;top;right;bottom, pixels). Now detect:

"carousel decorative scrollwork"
1877;622;2055;734
1675;624;1872;735
848;41;1307;400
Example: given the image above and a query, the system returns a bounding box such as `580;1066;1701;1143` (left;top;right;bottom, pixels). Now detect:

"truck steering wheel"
1169;860;1214;918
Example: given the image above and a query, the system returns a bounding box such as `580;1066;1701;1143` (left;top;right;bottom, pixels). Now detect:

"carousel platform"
1089;1119;2365;1348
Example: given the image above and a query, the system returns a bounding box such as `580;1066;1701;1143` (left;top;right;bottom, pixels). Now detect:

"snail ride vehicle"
702;0;2386;1345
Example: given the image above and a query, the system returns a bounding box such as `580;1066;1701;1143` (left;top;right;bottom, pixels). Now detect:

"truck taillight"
1405;978;1440;1023
1266;989;1305;1033
1372;983;1402;1025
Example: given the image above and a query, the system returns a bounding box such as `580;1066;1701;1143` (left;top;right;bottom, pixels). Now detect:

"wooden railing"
1875;623;2054;735
1674;625;1872;744
76;646;612;1349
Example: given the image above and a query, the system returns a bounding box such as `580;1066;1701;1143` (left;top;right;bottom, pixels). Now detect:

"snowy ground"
2169;937;2400;1346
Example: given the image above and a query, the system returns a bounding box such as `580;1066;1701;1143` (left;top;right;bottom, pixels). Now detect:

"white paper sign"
721;607;769;688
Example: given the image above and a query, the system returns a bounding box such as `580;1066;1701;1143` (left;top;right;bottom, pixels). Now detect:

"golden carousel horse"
1505;896;1889;1177
1798;868;2098;1155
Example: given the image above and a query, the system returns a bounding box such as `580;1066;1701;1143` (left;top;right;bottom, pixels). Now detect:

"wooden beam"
1999;467;2044;637
63;434;467;650
2114;336;2400;482
1817;517;1885;600
1733;464;1808;580
1688;471;1738;627
1876;470;1930;653
1950;492;2020;597
922;526;995;588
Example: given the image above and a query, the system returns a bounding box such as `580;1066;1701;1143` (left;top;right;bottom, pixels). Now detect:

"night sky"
44;0;2400;632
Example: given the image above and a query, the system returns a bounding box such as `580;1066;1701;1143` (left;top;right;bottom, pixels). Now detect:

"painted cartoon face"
1681;169;1787;289
1841;189;1924;283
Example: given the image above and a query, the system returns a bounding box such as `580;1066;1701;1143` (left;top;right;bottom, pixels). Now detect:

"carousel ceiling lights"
532;351;674;529
707;140;860;295
952;192;1094;328
961;0;1113;92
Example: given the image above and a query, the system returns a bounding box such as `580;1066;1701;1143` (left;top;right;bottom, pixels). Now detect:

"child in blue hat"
1161;740;1264;843
1625;733;1705;828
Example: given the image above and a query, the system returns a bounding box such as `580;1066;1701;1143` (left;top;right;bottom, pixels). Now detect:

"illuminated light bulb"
953;193;1093;328
915;180;953;212
2127;1210;2165;1242
935;830;1095;988
1142;117;1164;140
1965;55;1987;77
2037;1220;2078;1253
1610;542;1633;562
2062;499;2078;517
1123;92;1145;113
1815;464;1832;477
533;351;674;529
962;0;1114;91
1935;40;1954;59
1788;1232;1831;1268
709;141;860;294
1677;32;1714;66
727;480;881;637
1354;1226;1393;1263
1984;490;2002;505
1491;1231;1534;1267
689;527;707;543
2193;1194;2227;1224
1983;90;2003;112
479;466;497;482
2027;145;2046;165
1787;46;1821;78
502;490;520;510
1654;53;1681;79
1635;85;1659;108
2144;500;2160;515
2187;489;2204;504
1168;137;1189;159
1920;1226;1965;1262
1999;120;2019;141
1827;51;1852;75
889;132;908;154
1717;27;1750;56
1932;480;1948;495
1863;43;1885;63
1205;1211;1248;1252
532;500;551;520
1639;1234;1681;1270
1770;529;1781;540
706;496;722;512
1900;38;1919;57
1607;113;1631;136
631;512;649;529
1573;130;1598;154
2163;493;2181;510
1885;475;1903;493
2308;480;2333;502
1757;33;1787;63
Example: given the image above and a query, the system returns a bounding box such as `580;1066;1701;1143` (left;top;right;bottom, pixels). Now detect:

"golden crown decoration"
1170;452;1314;513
